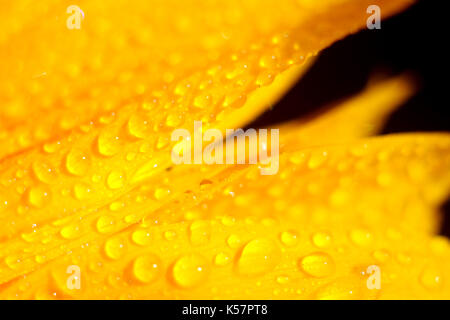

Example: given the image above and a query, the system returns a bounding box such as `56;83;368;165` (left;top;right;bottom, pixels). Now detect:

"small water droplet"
214;252;231;267
189;221;211;245
60;224;81;239
132;230;152;246
312;232;332;248
350;229;373;247
104;237;127;260
308;151;327;169
165;114;182;127
96;215;117;234
43;141;61;154
227;234;242;249
109;201;125;211
73;183;92;200
372;249;390;263
299;252;335;278
154;187;170;200
193;94;212;109
420;266;443;290
107;171;126;189
28;186;50;208
280;231;298;247
164;230;177;241
276;275;290;285
221;216;236;227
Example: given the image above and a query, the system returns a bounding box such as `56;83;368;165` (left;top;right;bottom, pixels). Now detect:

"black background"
247;0;450;236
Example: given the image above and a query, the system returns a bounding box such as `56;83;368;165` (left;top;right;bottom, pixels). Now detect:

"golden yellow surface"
1;0;450;299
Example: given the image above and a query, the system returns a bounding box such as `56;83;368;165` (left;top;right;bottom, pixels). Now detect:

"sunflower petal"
280;74;417;149
1;133;448;297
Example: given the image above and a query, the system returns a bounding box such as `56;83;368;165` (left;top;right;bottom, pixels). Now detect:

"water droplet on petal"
104;237;127;260
97;215;117;234
308;151;327;169
32;161;57;184
420;266;443;290
214;252;231;267
28;186;51;208
189;221;211;245
128;114;150;139
60;224;81;239
299;252;335;278
5;255;22;269
221;216;236;227
227;234;242;249
132;254;161;284
107;171;126;189
66;149;90;176
98;131;121;157
280;231;298;247
276;275;290;285
350;229;373;247
237;238;281;276
73;183;92;200
154;187;170;200
372;249;390;263
132;230;151;246
172;254;208;288
164;230;177;241
312;232;332;248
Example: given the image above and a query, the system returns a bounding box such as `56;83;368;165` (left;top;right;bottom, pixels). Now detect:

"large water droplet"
32;161;57;184
66;149;90;176
98;131;121;157
132;254;161;284
172;254;208;288
237;238;281;276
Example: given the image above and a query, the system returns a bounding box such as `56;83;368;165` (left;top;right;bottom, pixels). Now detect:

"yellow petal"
280;74;418;149
1;133;448;298
1;0;435;300
0;0;413;238
0;0;413;157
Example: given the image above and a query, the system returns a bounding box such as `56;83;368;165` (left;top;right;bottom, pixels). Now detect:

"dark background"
247;0;450;236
